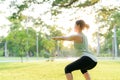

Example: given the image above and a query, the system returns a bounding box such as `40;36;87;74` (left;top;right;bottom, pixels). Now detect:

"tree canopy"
0;0;120;58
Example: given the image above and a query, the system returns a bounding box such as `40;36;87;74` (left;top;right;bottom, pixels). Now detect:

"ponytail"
76;20;90;30
85;24;89;29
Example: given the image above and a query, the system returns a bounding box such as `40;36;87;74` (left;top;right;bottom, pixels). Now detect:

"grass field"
0;60;120;80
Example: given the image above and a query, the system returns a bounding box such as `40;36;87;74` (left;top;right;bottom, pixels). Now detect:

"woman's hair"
75;20;89;30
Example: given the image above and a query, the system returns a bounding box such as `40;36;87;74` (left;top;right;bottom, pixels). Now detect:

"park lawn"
0;61;120;80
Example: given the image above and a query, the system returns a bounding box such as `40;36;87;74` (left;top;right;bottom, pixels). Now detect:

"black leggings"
65;56;97;74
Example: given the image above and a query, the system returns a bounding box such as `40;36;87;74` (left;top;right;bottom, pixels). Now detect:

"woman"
52;20;97;80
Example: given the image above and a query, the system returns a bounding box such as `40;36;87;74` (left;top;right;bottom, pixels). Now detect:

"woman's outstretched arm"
52;36;70;40
52;35;82;42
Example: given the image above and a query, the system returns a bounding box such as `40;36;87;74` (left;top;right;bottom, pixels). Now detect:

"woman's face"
74;24;81;32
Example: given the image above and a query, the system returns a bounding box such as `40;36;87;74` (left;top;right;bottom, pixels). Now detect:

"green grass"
0;61;120;80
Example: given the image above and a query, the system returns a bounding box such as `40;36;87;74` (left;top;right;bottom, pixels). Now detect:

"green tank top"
74;33;97;62
74;33;89;55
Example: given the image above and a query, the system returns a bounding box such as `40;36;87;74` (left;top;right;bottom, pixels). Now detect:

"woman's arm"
52;35;82;42
52;36;71;40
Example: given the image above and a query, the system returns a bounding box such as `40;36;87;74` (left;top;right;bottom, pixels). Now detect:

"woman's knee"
64;65;72;74
81;69;87;74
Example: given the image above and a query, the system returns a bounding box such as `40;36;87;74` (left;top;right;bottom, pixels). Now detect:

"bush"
0;49;4;56
40;50;50;58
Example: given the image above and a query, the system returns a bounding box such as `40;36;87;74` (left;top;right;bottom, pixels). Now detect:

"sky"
0;0;120;47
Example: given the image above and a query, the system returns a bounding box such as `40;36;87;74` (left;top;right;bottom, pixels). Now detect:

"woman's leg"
65;73;73;80
64;58;84;80
83;72;91;80
65;71;91;80
64;56;97;80
80;56;97;80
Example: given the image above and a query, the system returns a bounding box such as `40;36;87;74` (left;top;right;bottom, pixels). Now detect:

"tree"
52;0;99;8
3;0;116;58
95;6;120;56
6;28;36;62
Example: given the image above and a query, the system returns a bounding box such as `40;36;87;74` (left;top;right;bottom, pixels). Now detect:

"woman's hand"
52;37;58;40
